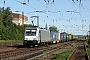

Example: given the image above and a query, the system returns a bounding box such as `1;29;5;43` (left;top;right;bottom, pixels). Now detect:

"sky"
0;0;90;35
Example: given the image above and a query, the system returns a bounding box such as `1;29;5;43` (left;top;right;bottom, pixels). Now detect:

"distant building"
11;13;28;25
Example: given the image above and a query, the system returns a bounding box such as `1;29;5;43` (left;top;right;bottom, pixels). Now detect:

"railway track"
0;40;84;60
67;40;88;60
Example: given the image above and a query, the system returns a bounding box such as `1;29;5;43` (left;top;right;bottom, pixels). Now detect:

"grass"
86;38;90;57
71;43;76;47
87;48;90;56
87;44;90;57
52;50;73;60
0;40;23;42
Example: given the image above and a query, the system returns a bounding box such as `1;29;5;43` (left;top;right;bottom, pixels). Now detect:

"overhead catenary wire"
71;0;88;19
14;0;38;10
37;0;61;20
14;0;79;22
37;0;47;8
1;0;89;35
9;0;63;27
44;0;54;4
14;0;61;20
0;0;27;14
0;0;36;21
1;1;60;21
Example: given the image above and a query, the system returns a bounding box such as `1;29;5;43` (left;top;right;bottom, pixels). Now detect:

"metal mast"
22;12;24;25
30;16;39;27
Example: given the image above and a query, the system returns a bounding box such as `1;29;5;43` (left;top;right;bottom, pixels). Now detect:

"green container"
66;33;70;41
73;35;77;39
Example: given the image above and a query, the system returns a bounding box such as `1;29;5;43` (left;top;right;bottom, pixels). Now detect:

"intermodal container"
66;33;70;41
73;35;76;39
70;34;73;40
60;32;67;42
50;31;56;40
56;32;61;42
56;32;60;40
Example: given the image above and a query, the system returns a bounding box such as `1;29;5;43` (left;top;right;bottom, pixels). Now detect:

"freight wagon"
50;31;61;43
50;31;57;43
66;33;70;41
60;32;67;42
73;35;78;40
56;32;61;43
69;34;73;40
23;27;51;46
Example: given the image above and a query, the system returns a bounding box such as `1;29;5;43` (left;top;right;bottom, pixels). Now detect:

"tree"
1;7;13;27
0;7;17;40
0;7;5;40
0;7;33;40
49;26;59;32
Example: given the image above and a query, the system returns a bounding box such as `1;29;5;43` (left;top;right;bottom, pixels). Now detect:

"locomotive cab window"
25;29;37;36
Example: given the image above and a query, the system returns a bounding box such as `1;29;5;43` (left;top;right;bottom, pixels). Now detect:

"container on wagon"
60;32;67;42
66;33;70;41
69;34;73;40
56;32;61;42
50;31;56;40
73;35;76;40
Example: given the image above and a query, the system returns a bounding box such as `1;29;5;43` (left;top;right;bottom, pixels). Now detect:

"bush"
87;38;90;48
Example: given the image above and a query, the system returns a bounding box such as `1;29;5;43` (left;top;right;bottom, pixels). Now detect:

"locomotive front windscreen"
25;29;37;36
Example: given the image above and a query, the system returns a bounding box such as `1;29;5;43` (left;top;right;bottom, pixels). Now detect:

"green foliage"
0;7;32;41
1;7;13;27
87;48;90;57
49;26;59;32
87;38;90;44
86;38;90;56
53;50;73;60
71;43;76;47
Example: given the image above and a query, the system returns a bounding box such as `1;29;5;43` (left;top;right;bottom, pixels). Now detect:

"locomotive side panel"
40;29;51;43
